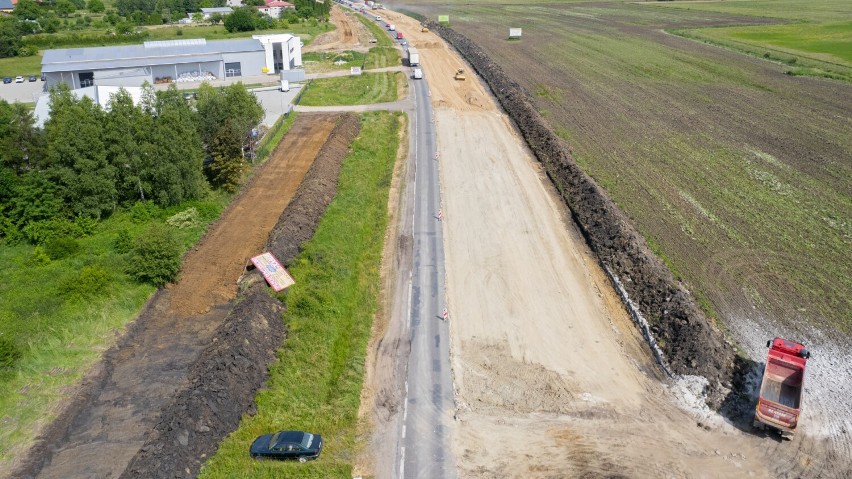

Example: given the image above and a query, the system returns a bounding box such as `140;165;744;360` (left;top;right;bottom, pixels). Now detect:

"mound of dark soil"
120;113;361;479
427;22;737;406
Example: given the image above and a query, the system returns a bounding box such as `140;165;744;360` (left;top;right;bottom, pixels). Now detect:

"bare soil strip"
168;114;339;316
11;113;340;479
304;8;368;53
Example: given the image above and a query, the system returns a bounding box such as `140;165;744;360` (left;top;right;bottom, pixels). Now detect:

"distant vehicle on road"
407;47;420;66
753;337;810;438
250;430;323;462
2;77;11;84
29;75;37;82
396;31;403;40
15;76;24;83
412;68;423;80
374;15;381;21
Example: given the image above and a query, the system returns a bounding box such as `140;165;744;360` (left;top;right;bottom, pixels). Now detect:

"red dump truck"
753;338;810;437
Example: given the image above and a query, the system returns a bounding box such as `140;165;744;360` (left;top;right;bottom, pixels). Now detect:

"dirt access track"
10;113;344;479
303;7;370;53
364;10;850;478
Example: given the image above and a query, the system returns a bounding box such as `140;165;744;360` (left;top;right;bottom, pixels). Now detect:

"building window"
225;62;242;78
79;72;94;87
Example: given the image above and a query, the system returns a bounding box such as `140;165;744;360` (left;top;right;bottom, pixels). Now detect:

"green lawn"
303;51;367;73
364;46;401;69
653;0;852;81
299;71;404;106
199;111;402;479
0;55;44;78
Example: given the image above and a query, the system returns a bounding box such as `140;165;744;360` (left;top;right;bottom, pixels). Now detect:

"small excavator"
454;68;466;81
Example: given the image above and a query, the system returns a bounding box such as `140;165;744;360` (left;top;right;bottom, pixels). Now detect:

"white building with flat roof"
42;36;303;89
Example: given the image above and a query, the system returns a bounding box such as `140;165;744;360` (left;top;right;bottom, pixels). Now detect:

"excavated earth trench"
12;113;361;479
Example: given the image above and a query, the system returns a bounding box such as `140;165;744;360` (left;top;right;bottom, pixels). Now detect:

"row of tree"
0;82;263;242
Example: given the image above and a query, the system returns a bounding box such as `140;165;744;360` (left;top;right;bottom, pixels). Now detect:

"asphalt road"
396;70;457;479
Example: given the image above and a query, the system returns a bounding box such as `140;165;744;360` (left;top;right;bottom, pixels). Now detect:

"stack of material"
176;71;217;83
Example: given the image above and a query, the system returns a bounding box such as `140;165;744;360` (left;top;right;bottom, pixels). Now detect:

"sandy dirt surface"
10;114;340;479
168;114;338;315
367;10;849;478
304;7;370;53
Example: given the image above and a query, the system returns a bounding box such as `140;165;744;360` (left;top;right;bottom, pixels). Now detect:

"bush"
129;201;160;223
166;207;200;229
31;245;51;264
44;236;81;260
126;224;182;286
113;229;133;254
59;265;112;299
0;336;22;370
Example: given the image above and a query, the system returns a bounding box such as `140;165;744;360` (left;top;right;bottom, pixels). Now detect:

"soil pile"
427;22;737;406
119;114;361;478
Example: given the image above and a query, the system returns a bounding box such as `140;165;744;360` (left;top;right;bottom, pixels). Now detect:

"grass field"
355;13;393;47
402;0;852;333
299;71;404;106
0;55;44;78
199;111;401;478
0;114;298;469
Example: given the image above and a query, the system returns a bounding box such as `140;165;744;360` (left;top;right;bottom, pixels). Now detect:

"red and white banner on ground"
250;252;295;292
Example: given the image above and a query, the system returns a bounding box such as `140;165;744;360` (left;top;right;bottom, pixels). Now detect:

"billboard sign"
438;15;449;23
250;252;295;292
509;28;522;39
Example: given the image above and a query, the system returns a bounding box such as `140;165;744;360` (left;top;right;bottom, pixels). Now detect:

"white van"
412;68;423;80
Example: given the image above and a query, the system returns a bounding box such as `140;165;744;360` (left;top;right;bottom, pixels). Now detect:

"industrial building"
41;35;302;89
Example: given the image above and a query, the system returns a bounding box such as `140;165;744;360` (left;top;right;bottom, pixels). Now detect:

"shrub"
44;236;81;260
59;265;112;299
126;224;182;286
0;336;22;370
31;245;51;264
74;215;98;236
129;201;160;223
166;207;200;229
113;229;133;254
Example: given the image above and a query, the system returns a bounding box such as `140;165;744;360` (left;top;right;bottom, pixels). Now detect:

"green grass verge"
354;13;393;47
364;46;401;70
299;71;403;106
199;110;402;478
0;55;44;78
302;51;367;74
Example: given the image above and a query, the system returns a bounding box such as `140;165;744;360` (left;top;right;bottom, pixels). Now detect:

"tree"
244;0;264;6
0;100;42;175
191;11;203;23
208;12;223;24
44;86;116;218
115;20;135;34
69;0;85;10
223;7;256;32
195;82;263;148
206;120;245;192
55;0;76;17
146;85;206;206
13;0;42;21
87;0;105;13
105;89;153;203
0;18;22;58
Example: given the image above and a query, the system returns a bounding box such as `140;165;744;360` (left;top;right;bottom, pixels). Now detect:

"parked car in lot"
250;430;323;462
15;76;24;83
2;77;11;84
28;75;37;82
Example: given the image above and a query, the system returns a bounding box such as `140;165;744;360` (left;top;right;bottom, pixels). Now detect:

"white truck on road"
407;47;420;67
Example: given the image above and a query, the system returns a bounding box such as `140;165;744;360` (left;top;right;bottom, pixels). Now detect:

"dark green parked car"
250;430;323;462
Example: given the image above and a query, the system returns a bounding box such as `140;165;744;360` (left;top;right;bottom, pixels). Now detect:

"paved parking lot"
0;79;48;104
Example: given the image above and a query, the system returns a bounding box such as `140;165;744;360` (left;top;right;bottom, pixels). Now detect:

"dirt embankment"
119;113;361;479
427;22;738;406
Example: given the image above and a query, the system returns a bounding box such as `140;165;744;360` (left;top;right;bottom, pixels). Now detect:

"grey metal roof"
42;38;263;73
201;7;233;13
0;0;14;10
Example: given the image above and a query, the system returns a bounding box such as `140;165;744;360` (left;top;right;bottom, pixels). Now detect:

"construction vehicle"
421;25;429;33
753;338;810;438
454;68;466;81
